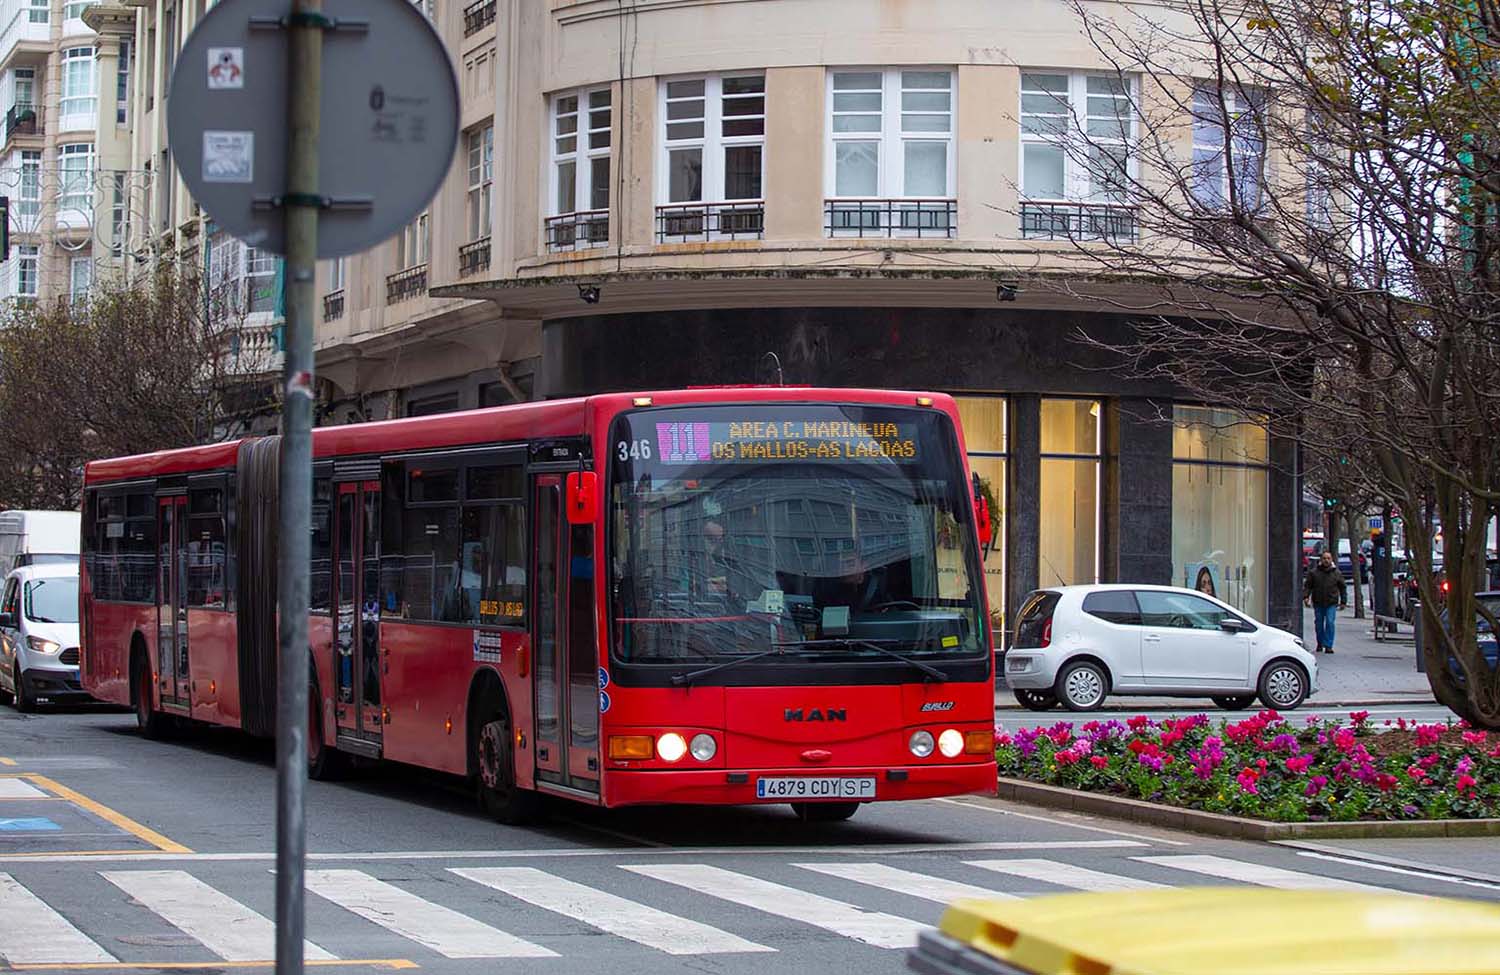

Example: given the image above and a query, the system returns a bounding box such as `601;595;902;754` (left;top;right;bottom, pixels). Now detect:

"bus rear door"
156;494;189;711
334;479;383;751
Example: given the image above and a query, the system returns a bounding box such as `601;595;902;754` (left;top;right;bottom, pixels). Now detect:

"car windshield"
609;404;986;666
25;578;78;624
1478;595;1500;632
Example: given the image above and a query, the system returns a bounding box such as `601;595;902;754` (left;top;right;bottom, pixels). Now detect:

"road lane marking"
306;868;557;959
25;775;191;854
101;869;335;961
0;838;1144;864
1136;855;1396;892
795;862;1017;903
928;797;1191;846
453;866;772;955
0;873;117;964
623;863;925;949
1292;851;1500;893
0;758;17;766
0;779;48;799
7;961;416;971
967;858;1167;891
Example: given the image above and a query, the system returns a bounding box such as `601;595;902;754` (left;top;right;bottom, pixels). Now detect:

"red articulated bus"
81;387;996;823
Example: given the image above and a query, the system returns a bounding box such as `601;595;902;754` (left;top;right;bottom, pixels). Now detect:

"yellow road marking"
0;849;157;859
22;775;192;854
8;960;418;971
0;757;17;766
0;796;65;801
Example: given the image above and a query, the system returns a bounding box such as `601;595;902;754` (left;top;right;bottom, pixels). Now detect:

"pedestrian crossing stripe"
0;854;1437;966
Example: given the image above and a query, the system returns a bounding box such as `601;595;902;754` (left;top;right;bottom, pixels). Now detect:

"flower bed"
995;711;1500;822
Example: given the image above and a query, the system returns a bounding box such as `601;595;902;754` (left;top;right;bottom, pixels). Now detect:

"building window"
16;245;38;297
27;0;47;24
70;257;92;298
58;143;95;213
656;75;764;240
110;171;128;257
13;67;35;111
1191;85;1265;210
548;88;611;249
1039;398;1101;587
117;39;131;125
1019;72;1137;240
209;231;278;317
954;396;1008;637
63;0;98;18
60;48;97;124
329;257;345;292
466;123;493;241
18;151;41;219
397;211;429;269
826;68;954;236
1172;406;1269;619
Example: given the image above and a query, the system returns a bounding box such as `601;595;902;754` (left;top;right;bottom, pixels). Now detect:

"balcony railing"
825;198;956;238
322;289;345;322
385;264;427;304
1020;201;1138;242
545;210;609;251
2;102;40;144
462;0;495;35
655;201;765;242
458;236;491;276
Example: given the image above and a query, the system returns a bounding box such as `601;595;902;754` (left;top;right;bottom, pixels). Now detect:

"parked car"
0;510;79;579
1439;591;1500;687
1397;561;1445;622
0;563;85;711
1005;584;1317;712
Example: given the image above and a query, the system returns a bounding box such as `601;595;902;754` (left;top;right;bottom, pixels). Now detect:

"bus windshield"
609;404;986;669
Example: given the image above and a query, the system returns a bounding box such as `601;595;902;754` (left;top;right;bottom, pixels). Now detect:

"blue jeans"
1314;604;1339;650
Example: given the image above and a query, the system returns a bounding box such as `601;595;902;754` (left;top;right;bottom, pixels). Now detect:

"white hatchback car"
0;563;85;711
1003;584;1317;712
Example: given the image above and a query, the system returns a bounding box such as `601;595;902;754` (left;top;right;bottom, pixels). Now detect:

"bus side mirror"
566;471;598;525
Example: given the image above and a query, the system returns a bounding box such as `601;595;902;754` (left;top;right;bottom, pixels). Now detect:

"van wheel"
475;715;542;826
792;802;859;823
132;653;169;739
1055;660;1108;711
12;660;34;712
1211;695;1256;711
1258;661;1309;710
0;666;11;706
1014;689;1059;712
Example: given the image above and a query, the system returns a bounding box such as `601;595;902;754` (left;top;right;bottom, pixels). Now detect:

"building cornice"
83;3;137;36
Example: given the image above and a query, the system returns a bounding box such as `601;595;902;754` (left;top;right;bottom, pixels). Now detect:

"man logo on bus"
784;707;846;722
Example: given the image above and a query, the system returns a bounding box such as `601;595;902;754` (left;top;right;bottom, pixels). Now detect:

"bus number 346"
617;440;652;461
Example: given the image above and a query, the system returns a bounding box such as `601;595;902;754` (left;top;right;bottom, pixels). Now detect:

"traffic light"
1324;497;1339;510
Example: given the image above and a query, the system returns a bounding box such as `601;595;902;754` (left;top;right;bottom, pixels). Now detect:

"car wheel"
1211;694;1256;711
1055;660;1108;712
1014;689;1060;712
1258;661;1309;710
792;802;860;823
12;660;34;712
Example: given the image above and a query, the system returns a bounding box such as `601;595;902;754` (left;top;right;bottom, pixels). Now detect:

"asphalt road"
1;704;1496;975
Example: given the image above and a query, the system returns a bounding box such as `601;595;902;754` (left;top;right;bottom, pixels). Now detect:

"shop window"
1039;398;1101;586
954;395;1007;637
1172;405;1269;618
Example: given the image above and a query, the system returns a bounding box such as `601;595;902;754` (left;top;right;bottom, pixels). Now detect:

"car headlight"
937;729;964;758
689;733;717;762
656;732;688;762
908;730;935;758
26;636;60;655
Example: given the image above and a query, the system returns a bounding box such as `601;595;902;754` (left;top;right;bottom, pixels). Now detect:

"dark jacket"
1304;563;1347;608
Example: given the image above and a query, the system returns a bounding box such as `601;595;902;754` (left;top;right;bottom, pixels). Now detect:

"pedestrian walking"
1304;550;1347;653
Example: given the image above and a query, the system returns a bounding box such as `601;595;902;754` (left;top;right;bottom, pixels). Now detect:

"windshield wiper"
774;638;951;682
671;646;790;687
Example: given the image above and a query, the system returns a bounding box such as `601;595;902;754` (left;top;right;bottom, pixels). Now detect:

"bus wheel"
132;652;169;740
791;802;859;823
307;676;344;782
476;717;541;826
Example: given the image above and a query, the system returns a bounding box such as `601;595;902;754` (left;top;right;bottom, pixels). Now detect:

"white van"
0;510;80;579
0;563;84;710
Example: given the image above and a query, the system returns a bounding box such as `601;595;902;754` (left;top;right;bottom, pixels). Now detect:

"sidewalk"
995;603;1435;710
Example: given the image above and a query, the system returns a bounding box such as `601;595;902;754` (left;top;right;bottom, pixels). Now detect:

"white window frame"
397;211;429;269
656;73;765;241
59;48;97;128
16;244;39;297
116;39;130;125
18;150;41;219
110;171;128;257
27;0;47;24
13;67;35;110
329;257;345;292
1191;84;1266;211
70;257;93;298
58;143;95;214
63;0;97;20
466;122;493;241
825;68;954;201
1018;71;1138;240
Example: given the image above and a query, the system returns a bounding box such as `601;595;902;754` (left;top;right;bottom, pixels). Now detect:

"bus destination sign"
655;420;920;465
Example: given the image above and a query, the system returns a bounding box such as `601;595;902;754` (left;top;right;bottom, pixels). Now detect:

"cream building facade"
81;0;1307;640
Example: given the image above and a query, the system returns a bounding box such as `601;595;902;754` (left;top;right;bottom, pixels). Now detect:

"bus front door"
334;480;383;747
531;473;600;796
155;495;189;710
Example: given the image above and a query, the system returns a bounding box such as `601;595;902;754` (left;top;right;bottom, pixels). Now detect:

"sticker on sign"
208;47;244;89
202;130;253;183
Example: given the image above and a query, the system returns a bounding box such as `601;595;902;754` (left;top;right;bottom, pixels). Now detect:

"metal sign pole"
275;1;323;972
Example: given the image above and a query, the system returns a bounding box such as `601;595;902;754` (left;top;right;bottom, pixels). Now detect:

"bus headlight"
689;733;717;762
937;729;964;758
908;730;935;758
656;732;688;762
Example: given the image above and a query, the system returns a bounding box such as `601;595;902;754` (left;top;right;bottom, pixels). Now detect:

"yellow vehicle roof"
937;888;1500;975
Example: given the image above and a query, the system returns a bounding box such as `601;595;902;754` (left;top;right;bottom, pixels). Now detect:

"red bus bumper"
602;761;997;807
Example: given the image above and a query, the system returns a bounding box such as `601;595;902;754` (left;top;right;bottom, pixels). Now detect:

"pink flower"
1419;753;1442;770
1463;731;1488;746
1236;767;1260;794
1456;774;1478;795
1333;729;1357;752
1349;710;1370;725
1457;755;1475;776
1304;775;1329;798
1285;755;1315;774
1127;715;1152;731
1375;773;1400;792
995;733;1013;747
1161;728;1186;747
1073;738;1094;756
1415;724;1444;747
1090;755;1109;769
1406;764;1427;781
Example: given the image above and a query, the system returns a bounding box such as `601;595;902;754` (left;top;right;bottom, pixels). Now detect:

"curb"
996;777;1500;841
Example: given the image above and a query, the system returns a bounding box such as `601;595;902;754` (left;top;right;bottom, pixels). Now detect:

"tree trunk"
1345;510;1365;619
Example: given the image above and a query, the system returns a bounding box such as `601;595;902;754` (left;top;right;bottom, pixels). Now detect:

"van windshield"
25;578;78;624
24;554;76;567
